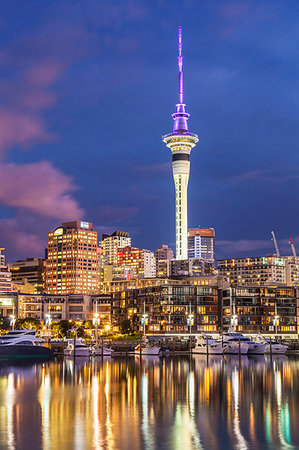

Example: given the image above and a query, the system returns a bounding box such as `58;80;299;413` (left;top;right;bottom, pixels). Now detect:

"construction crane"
289;235;297;257
271;231;280;256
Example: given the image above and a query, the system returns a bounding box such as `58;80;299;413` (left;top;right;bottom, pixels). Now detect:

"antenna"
289;235;297;257
271;231;280;256
178;26;183;104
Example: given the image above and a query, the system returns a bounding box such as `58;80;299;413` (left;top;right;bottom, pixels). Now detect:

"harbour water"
0;355;298;449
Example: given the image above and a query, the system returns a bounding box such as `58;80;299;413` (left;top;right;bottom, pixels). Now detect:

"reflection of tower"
163;27;198;260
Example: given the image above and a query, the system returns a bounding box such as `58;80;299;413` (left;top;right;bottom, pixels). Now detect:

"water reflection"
0;356;298;449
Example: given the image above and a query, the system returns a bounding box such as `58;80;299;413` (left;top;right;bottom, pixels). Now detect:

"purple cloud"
0;161;84;220
0;218;45;259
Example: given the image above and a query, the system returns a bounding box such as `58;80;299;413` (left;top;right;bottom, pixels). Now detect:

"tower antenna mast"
178;26;183;104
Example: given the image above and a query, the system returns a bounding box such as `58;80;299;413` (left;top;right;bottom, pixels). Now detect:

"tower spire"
178;26;183;104
163;27;199;261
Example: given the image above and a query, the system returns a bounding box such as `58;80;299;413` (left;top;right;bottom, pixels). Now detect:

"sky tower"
163;27;199;260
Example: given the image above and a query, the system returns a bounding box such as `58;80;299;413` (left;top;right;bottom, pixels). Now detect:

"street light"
273;315;279;335
45;314;52;341
187;314;194;336
141;314;148;339
231;314;238;332
93;313;100;348
10;315;16;331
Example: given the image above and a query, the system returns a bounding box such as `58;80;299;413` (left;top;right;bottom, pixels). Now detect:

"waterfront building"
0;292;111;323
222;285;298;337
117;246;156;279
218;256;286;286
45;221;98;295
99;231;131;265
188;228;215;261
162;27;199;260
155;245;173;277
9;257;45;293
0;248;11;293
112;283;220;334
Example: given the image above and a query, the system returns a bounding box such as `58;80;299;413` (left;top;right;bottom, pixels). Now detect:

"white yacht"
64;339;90;357
193;335;224;355
261;338;288;355
223;332;266;355
92;346;114;356
222;333;249;355
135;344;160;356
0;330;53;358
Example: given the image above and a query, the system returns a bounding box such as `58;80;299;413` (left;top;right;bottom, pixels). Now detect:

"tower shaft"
163;27;198;260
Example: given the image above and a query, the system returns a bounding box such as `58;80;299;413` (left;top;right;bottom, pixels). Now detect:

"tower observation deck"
163;27;199;260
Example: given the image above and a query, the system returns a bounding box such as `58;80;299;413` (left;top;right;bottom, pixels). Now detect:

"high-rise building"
0;248;11;293
218;256;286;286
117;246;156;279
188;228;215;261
163;27;198;260
9;258;45;293
284;256;299;286
155;245;173;277
45;221;98;295
99;231;131;265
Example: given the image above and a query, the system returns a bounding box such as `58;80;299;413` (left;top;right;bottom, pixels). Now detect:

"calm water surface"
0;355;298;450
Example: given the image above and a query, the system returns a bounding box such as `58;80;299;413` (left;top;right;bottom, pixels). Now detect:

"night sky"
1;0;299;262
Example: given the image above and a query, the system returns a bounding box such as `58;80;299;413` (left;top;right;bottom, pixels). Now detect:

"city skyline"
0;1;298;262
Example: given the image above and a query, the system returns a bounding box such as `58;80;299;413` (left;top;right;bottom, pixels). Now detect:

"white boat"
92;346;114;356
135;344;160;355
222;333;249;355
193;335;224;355
264;340;288;354
0;330;53;358
224;333;266;355
64;339;90;357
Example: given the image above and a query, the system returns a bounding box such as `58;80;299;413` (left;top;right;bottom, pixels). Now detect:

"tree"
0;316;11;335
15;318;41;330
52;320;72;338
121;319;133;335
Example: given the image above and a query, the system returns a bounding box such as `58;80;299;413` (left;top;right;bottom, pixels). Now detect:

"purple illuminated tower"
163;27;199;260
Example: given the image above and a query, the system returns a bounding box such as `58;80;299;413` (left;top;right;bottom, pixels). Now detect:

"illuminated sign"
54;228;64;236
80;222;89;229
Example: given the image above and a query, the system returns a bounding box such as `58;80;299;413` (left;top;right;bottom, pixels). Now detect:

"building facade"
9;258;45;293
112;284;220;334
99;231;131;265
222;286;298;336
188;228;215;261
45;221;98;295
116;246;156;279
155;245;173;277
162;27;198;260
0;292;111;323
218;256;286;286
0;249;11;293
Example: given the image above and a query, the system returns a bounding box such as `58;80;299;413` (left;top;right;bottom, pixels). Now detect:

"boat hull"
193;345;224;355
247;343;266;355
64;348;90;357
224;342;249;355
0;345;53;359
265;344;287;354
93;348;114;356
135;346;160;355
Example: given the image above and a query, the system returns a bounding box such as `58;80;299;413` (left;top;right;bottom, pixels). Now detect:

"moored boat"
0;330;53;358
92;346;114;356
135;344;160;355
193;335;224;355
64;339;90;357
